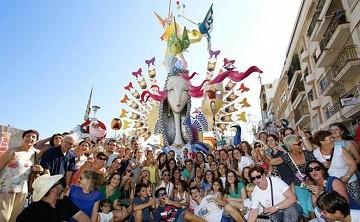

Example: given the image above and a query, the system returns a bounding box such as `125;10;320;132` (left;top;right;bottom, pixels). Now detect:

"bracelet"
346;174;352;179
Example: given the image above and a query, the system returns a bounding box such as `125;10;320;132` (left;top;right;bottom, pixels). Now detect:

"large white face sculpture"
166;75;189;114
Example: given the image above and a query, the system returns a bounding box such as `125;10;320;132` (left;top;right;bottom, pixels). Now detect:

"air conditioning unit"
341;97;359;106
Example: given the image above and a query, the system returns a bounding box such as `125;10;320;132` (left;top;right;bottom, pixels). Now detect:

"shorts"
175;211;186;222
220;211;234;222
294;185;314;217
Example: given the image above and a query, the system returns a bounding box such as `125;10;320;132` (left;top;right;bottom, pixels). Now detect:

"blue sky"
0;0;301;140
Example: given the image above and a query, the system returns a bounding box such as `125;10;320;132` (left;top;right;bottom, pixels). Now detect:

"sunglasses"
158;192;167;197
254;144;261;148
308;166;322;172
251;174;262;181
293;141;303;146
98;156;108;161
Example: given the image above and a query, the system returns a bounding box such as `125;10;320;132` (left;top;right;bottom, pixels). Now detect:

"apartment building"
260;0;360;134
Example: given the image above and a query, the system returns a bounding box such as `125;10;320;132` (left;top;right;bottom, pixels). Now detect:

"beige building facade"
260;0;360;134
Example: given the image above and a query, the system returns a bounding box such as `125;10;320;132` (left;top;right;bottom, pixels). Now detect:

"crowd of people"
0;121;360;222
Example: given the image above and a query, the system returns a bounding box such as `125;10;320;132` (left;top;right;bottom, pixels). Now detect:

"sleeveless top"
148;165;156;184
326;176;360;209
157;181;174;197
0;148;36;194
314;145;357;183
175;191;187;204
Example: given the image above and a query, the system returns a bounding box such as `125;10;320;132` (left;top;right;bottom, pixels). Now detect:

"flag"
83;86;93;121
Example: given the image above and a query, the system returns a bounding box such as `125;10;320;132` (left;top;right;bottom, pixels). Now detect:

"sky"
0;0;302;142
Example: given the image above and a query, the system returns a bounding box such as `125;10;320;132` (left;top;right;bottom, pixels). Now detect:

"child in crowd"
131;183;155;222
97;199;114;222
241;183;256;220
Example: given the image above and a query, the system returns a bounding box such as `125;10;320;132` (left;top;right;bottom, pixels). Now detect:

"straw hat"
32;174;63;201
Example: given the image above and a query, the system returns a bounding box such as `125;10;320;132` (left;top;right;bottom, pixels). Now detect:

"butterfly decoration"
124;82;133;91
120;95;129;104
132;68;142;78
239;83;250;93
122;119;131;130
145;57;155;67
223;58;236;71
119;108;128;118
209;49;220;59
236;112;247;122
240;97;250;108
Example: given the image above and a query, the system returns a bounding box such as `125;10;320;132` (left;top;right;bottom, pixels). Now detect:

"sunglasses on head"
250;174;262;181
308;166;322;172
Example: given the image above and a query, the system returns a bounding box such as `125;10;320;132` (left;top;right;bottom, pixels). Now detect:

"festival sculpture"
118;2;262;152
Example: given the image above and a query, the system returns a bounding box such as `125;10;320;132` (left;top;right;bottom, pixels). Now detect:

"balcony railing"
325;102;341;119
318;10;347;52
307;0;326;36
294;106;310;124
319;45;358;93
319;71;334;93
341;85;360;105
291;87;305;104
325;85;360;119
328;45;359;78
308;10;321;37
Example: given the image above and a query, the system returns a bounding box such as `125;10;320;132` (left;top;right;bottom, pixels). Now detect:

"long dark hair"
157;152;168;170
212;178;225;194
305;160;329;184
203;170;214;185
225;170;240;195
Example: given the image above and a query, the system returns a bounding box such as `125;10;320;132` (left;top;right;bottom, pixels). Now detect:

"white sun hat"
32;174;63;201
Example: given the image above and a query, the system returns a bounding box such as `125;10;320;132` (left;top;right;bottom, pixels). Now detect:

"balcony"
310;0;328;40
291;88;306;109
294;106;310;126
306;73;316;85
287;53;301;86
308;10;321;37
316;10;350;67
325;101;341;119
319;71;334;94
331;45;360;82
340;85;360;119
311;98;321;110
288;70;302;95
319;45;360;96
301;50;310;62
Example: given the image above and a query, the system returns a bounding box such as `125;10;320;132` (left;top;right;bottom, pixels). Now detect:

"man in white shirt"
190;186;244;222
